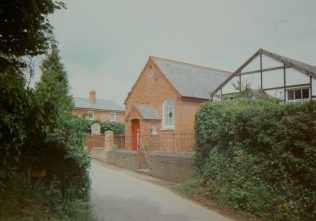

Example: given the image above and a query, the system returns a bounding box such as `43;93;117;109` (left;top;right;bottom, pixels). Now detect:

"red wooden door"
131;119;140;151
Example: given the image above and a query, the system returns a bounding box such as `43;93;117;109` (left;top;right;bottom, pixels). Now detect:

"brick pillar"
104;130;114;148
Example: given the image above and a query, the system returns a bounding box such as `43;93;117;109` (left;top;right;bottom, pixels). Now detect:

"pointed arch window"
162;99;174;130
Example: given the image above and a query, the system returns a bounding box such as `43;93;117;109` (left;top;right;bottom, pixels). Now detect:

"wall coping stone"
148;151;195;159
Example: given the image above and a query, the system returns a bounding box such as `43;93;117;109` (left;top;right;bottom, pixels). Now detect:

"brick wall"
124;59;181;149
148;152;196;182
85;134;105;148
105;149;137;170
71;109;125;123
89;148;196;183
124;58;205;150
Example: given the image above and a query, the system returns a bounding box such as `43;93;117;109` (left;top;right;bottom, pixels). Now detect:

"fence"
114;133;195;152
85;133;195;152
85;134;105;149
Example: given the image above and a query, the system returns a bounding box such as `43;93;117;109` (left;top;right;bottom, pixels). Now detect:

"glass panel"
302;88;309;99
110;112;116;121
288;90;294;100
294;89;302;99
163;100;174;126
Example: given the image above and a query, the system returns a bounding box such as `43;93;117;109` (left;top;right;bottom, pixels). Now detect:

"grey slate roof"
73;97;124;112
134;103;160;120
151;57;232;99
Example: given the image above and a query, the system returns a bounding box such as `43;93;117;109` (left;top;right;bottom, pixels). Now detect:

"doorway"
131;119;140;151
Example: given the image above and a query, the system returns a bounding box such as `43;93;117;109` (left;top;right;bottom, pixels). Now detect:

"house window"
86;111;94;120
162;99;174;130
287;88;310;101
150;124;158;135
110;112;116;122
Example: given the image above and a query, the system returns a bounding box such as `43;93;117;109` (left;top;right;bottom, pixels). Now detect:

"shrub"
0;45;91;219
195;99;316;221
84;119;125;134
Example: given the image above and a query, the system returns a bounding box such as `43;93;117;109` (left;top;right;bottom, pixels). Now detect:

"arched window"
162;99;174;129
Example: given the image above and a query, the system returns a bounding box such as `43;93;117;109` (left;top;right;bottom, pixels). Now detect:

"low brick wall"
106;149;137;170
148;152;196;182
89;147;196;183
89;147;107;162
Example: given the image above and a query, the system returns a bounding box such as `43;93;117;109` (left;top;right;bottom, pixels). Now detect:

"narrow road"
91;161;236;221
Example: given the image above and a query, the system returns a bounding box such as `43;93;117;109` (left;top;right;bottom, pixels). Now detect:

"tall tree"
33;44;90;201
35;43;73;140
36;43;72;108
0;1;65;71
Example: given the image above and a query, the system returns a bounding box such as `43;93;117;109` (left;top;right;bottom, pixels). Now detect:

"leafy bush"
195;99;316;221
0;2;93;219
0;45;91;219
84;119;125;134
0;173;94;220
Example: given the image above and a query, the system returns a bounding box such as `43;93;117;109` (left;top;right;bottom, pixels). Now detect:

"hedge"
195;99;316;221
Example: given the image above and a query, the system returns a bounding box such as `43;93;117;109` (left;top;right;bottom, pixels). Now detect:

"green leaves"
89;119;125;134
0;1;65;71
195;99;316;221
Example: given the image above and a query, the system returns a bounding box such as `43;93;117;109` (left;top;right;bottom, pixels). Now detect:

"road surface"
90;161;236;221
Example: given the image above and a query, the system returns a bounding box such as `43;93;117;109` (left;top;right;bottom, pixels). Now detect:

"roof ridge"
74;97;117;103
150;56;231;74
260;48;316;68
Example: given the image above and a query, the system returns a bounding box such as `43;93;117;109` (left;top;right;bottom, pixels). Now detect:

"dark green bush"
195;99;316;221
1;45;91;203
0;2;93;219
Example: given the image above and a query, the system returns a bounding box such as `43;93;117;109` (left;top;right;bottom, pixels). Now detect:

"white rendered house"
211;49;316;102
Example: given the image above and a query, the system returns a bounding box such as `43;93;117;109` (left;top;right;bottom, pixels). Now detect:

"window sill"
287;98;310;103
161;126;175;131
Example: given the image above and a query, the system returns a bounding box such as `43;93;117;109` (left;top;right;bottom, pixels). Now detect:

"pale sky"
37;0;316;106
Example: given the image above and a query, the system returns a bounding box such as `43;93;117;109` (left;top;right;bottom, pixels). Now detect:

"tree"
36;43;72;109
34;44;90;200
0;1;91;218
0;0;66;187
0;1;65;71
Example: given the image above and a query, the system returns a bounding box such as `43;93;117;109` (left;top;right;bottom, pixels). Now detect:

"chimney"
89;90;96;104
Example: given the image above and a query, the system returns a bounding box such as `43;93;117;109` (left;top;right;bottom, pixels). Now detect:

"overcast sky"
39;0;316;106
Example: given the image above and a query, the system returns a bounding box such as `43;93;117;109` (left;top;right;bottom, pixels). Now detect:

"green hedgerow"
195;99;316;221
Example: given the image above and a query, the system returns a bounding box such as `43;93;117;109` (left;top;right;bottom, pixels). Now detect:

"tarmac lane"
90;160;236;221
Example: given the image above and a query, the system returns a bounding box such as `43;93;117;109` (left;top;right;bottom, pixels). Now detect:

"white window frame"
161;99;174;130
287;87;310;102
150;123;158;135
110;112;116;122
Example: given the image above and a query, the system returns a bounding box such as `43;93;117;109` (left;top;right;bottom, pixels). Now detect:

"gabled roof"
134;103;160;120
150;57;231;100
211;49;316;96
73;97;124;112
261;49;316;78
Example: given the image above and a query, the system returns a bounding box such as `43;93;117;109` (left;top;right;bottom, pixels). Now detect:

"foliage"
0;1;93;219
0;173;95;221
33;44;90;200
195;99;316;221
0;45;91;218
0;0;65;70
37;43;70;96
0;69;32;186
84;119;125;134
